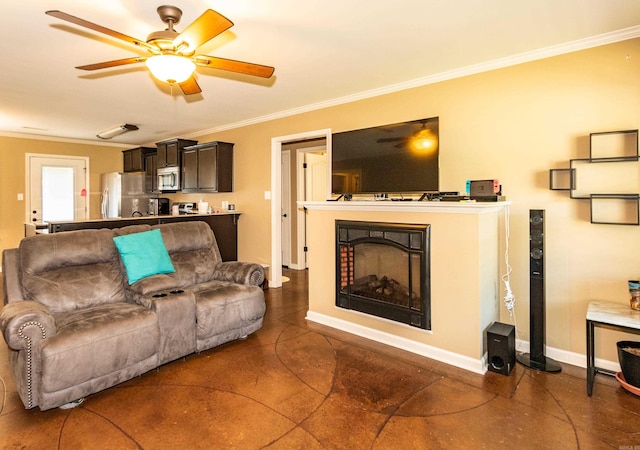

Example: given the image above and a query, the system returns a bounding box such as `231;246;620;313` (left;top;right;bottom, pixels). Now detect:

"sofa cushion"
20;229;126;313
113;229;175;284
40;302;159;393
189;280;266;339
153;222;222;287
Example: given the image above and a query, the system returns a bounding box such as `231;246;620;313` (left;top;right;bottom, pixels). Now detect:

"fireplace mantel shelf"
299;200;510;214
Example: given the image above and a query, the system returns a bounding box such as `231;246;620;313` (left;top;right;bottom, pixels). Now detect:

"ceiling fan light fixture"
410;129;437;152
96;124;139;140
145;54;195;84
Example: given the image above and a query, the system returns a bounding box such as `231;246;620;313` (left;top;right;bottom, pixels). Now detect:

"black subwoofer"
487;322;515;375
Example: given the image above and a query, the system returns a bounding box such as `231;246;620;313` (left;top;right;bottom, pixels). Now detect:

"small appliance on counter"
174;202;198;214
148;198;171;215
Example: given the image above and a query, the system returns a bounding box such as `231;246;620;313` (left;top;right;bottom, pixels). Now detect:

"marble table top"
587;301;640;330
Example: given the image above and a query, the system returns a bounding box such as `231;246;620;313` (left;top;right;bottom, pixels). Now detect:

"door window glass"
42;166;74;222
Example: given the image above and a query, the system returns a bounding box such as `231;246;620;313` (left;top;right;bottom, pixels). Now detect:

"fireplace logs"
352;275;419;309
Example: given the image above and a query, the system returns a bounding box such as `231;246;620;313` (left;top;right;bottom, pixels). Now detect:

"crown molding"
0;131;138;148
4;26;639;144
189;25;640;137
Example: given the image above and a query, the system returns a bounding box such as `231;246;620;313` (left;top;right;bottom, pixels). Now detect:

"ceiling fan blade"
77;57;146;71
195;56;275;78
377;138;407;143
45;10;154;51
179;77;202;95
174;10;233;54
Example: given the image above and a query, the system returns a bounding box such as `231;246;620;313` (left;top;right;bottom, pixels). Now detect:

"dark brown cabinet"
182;141;233;193
156;138;197;168
144;152;158;193
123;147;155;172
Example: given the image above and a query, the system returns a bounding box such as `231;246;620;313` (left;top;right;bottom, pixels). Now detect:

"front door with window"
27;154;89;225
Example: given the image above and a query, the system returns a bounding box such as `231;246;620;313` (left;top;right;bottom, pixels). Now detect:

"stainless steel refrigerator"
100;172;154;218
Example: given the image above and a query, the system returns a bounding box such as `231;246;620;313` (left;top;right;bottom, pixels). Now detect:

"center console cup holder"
152;290;185;298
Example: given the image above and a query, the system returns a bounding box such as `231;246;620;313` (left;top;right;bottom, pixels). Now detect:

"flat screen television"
331;117;439;195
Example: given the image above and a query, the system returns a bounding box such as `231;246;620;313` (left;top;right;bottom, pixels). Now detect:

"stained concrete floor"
1;269;639;449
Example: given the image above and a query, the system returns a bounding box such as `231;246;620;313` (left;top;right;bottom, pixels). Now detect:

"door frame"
270;128;332;288
281;149;292;267
25;153;90;223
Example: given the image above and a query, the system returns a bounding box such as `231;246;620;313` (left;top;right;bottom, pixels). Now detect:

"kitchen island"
47;212;241;261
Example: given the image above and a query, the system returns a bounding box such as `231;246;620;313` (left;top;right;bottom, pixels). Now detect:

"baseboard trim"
515;340;620;373
306;311;487;374
305;312;621;375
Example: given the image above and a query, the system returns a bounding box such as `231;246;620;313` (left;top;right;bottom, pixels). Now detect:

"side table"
586;301;640;395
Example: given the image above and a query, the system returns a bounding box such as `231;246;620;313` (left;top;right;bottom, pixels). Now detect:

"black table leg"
586;319;595;396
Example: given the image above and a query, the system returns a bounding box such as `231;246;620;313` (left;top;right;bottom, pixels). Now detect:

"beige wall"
192;37;640;364
0;136;125;253
1;37;639;364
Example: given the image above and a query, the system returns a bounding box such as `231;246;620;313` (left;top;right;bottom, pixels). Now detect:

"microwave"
157;166;180;191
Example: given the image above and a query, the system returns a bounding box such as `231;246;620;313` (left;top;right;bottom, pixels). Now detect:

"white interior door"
297;149;327;269
305;152;328;201
281;150;292;267
27;154;89;225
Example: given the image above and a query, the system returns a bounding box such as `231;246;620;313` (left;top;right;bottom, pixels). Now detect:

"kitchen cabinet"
123;147;155;172
156;138;197;168
182;141;233;193
144;152;158;193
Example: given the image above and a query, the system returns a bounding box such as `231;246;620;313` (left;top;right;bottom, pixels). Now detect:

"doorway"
27;154;89;225
271;129;332;288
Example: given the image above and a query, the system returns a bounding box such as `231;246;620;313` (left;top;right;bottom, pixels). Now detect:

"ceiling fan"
45;5;275;95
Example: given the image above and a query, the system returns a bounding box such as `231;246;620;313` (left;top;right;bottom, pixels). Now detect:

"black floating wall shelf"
549;129;640;225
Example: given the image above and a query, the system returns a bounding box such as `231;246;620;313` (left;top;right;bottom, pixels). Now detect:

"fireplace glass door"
336;220;430;329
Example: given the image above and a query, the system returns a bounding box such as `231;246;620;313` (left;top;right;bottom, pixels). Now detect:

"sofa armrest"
0;301;56;350
213;261;265;286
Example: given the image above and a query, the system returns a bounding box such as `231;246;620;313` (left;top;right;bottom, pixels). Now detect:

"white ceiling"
2;0;639;147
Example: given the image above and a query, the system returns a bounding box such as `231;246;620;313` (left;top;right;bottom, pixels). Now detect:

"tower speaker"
487;322;515;375
516;209;562;372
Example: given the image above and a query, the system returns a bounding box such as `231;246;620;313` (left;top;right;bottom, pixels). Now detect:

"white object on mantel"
198;201;209;214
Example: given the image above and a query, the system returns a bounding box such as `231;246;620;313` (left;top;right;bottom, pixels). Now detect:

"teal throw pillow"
113;229;175;284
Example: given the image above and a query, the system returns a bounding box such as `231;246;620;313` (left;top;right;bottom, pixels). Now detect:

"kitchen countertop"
47;211;241;225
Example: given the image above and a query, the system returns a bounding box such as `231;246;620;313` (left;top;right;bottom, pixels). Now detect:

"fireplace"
336;220;430;330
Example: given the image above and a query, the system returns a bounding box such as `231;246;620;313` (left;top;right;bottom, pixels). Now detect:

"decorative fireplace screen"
335;220;430;330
